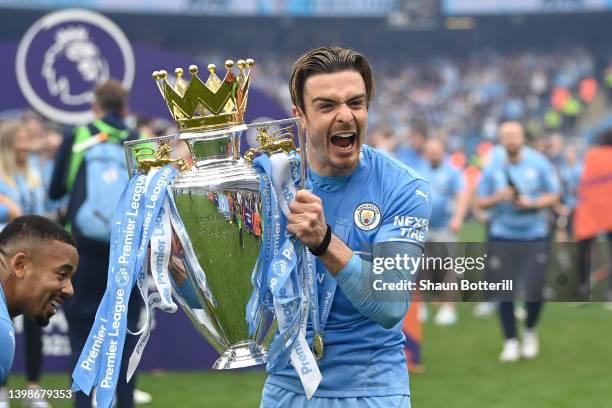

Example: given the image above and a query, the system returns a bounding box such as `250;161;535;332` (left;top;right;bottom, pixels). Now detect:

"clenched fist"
287;190;327;251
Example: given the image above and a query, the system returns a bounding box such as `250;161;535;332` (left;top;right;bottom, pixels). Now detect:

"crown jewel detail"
152;58;254;132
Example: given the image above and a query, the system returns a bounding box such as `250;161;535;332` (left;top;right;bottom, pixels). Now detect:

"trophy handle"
296;118;307;190
124;133;184;177
243;117;305;187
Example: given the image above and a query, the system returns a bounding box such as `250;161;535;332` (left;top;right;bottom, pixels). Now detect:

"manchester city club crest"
354;202;381;231
15;9;135;124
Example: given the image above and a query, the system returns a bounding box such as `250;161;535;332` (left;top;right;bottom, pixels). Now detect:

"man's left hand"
513;195;537;210
287;190;327;250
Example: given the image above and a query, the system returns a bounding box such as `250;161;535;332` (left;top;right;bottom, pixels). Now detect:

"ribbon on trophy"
126;198;175;381
246;162;274;336
126;166;216;384
72;165;180;408
127;179;218;383
248;152;322;399
126;178;216;381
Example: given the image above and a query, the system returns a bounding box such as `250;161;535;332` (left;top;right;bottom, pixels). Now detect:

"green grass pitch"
5;222;612;407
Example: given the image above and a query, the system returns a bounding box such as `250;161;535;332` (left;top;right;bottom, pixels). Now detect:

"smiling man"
0;215;78;384
260;47;432;407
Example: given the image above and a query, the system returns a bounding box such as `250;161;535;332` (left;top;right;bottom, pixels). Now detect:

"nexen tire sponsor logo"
394;215;428;242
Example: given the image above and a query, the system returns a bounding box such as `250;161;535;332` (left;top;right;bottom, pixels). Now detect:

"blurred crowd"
251;47;608;153
0;113;65;227
1;46;610;264
2;46;612;406
1;45;611;275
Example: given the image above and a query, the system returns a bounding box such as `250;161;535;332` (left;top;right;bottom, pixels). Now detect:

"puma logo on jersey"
415;189;428;202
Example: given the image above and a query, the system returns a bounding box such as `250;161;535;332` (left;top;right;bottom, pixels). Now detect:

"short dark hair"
0;215;76;254
94;79;128;116
289;46;375;115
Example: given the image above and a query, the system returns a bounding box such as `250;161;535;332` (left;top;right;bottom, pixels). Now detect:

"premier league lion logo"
16;9;134;124
41;26;110;106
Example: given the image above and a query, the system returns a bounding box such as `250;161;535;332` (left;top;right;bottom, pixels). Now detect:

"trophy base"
212;341;268;370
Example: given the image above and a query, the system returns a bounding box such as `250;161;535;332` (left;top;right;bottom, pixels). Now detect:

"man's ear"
91;102;103;119
292;105;301;118
10;252;28;279
292;106;306;130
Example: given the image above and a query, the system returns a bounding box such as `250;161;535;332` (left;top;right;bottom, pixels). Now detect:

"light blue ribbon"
249;154;307;372
72;166;178;408
72;173;143;396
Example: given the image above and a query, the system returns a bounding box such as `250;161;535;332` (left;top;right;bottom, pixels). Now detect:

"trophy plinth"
213;340;267;370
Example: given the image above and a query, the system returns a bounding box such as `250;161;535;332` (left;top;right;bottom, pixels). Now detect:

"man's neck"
310;162;358;178
0;263;18;318
308;151;359;177
508;151;523;164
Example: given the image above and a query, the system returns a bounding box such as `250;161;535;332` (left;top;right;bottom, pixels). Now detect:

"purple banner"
6;8;287;374
11;307;226;373
1;8;288;144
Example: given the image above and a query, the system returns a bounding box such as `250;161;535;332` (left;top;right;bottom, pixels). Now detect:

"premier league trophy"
123;59;303;370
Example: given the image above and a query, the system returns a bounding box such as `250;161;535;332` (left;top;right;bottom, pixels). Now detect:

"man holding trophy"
260;47;432;406
71;45;430;408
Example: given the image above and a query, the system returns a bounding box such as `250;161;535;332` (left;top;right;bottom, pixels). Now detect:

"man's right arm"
49;128;75;200
334;241;424;329
475;168;513;209
477;190;513;209
334;177;432;329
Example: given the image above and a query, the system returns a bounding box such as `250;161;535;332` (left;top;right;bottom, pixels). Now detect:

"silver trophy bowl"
124;118;302;369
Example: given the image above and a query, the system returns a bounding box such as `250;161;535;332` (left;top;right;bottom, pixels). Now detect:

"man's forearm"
476;195;501;209
333;242;423;329
533;193;560;209
318;234;353;276
454;191;469;221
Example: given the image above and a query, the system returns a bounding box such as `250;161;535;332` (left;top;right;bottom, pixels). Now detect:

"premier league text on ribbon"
80;176;146;376
73;166;179;408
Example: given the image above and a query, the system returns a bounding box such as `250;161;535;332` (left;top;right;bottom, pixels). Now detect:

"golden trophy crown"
152;58;254;132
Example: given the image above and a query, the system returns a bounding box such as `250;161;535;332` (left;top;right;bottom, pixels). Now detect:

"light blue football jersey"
422;161;465;229
264;145;431;398
559;162;583;211
478;148;560;240
395;146;429;178
0;282;15;384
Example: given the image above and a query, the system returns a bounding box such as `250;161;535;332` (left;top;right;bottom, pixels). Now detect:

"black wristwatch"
309;224;332;256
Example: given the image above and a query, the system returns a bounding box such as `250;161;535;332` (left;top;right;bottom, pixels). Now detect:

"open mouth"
47;297;63;316
330;132;356;149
